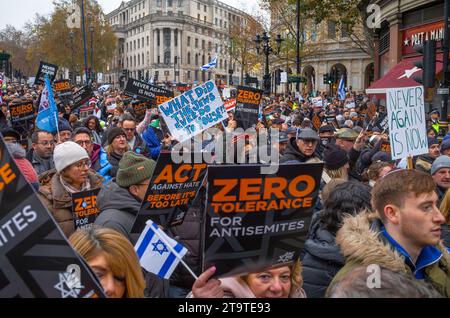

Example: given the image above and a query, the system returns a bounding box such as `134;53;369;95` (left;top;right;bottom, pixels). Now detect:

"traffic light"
323;73;329;84
413;40;436;88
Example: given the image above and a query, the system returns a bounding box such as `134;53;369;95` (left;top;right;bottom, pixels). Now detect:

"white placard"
387;86;427;160
312;97;323;107
222;88;231;99
280;72;288;84
159;80;227;143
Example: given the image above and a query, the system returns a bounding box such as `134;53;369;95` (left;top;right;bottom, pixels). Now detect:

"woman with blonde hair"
439;189;450;247
190;260;306;298
69;227;146;298
322;144;349;184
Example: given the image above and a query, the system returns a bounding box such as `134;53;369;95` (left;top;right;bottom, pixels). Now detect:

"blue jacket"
91;143;113;183
142;126;161;160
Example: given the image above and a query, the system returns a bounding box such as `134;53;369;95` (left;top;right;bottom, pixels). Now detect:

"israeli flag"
36;74;58;133
135;220;188;279
201;56;218;71
338;75;346;101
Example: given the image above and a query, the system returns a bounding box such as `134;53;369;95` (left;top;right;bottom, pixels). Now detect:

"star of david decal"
54;272;82;298
277;252;295;263
152;240;169;255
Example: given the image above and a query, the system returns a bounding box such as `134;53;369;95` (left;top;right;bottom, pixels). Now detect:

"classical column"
153;29;158;64
170;28;175;65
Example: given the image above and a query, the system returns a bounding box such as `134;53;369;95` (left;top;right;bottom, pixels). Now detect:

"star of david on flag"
134;219;188;279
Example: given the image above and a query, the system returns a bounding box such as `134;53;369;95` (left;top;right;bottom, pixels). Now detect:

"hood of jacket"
280;137;315;163
96;179;141;216
304;212;345;265
336;211;450;274
6;142;26;159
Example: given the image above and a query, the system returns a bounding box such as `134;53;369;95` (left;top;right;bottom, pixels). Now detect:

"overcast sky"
0;0;263;30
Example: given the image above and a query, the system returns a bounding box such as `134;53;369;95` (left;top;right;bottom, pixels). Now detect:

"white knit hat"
54;141;89;173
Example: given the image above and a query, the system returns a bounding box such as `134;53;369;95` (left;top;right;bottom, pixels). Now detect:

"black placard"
204;163;323;278
0;136;105;298
131;152;207;233
72;86;93;110
234;86;263;130
124;78;174;103
72;188;101;230
34;61;58;85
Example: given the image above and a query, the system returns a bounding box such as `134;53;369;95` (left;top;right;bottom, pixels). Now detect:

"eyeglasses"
37;141;55;146
73;160;92;169
123;128;135;132
75;140;92;147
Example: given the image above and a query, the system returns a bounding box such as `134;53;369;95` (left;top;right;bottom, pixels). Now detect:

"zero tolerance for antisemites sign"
387;86;427;160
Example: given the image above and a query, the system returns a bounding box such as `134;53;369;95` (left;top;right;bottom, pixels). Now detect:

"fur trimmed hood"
336;211;450;274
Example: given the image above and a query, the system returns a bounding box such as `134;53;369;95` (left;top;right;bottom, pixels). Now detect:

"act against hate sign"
159;81;227;143
387;86;427;160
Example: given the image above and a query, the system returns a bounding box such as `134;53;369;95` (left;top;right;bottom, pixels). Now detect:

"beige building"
105;0;257;88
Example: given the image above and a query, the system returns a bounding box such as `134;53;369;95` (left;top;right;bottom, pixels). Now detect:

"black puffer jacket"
280;137;317;163
301;212;345;298
168;188;205;291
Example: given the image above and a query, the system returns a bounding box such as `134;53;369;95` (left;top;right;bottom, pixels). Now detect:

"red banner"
402;21;443;56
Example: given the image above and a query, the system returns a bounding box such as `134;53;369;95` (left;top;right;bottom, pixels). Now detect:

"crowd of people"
1;79;450;298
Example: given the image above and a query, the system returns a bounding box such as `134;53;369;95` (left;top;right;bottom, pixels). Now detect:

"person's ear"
129;185;138;197
384;204;400;225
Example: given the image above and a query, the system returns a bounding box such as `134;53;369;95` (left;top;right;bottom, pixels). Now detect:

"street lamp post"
69;31;75;85
89;23;94;83
81;0;89;85
254;32;283;95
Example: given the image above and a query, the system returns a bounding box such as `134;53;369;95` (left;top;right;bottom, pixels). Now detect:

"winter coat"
38;170;104;238
108;151;123;178
301;212;345;298
27;148;55;176
95;179;141;243
169;190;205;290
142;126;162;160
415;154;435;173
280;137;319;164
132;133;151;158
328;211;450;297
90;143;113;183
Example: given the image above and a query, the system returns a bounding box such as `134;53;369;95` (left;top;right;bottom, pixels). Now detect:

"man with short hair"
431;155;450;204
27;130;56;176
72;127;113;183
121;113;150;157
280;128;320;163
335;128;366;181
328;169;450;297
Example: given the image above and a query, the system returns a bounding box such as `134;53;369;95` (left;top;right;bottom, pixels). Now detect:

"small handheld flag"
338;75;346;101
135;220;192;280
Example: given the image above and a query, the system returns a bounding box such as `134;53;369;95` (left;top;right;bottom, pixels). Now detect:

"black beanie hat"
323;144;349;170
107;127;126;145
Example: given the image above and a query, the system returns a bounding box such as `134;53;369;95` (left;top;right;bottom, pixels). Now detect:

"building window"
187;36;191;46
202;40;205;49
215;44;218;53
138;54;140;66
168;0;173;6
204;16;207;22
215;18;218;25
178;0;183;6
187;71;191;79
341;23;350;38
195;38;198;48
143;1;145;8
195;70;199;81
157;31;160;46
198;14;200;21
195;54;198;66
138;39;140;49
204;5;207;12
164;51;171;64
157;0;162;7
142;53;145;66
202;55;205;65
175;30;178;46
197;3;200;10
328;20;336;39
224;22;227;28
187;52;191;64
224;60;227;70
134;40;136;50
147;36;149;46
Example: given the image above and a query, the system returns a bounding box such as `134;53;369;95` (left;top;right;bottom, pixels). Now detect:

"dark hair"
84;115;102;133
327;266;443;298
72;127;92;139
320;181;372;235
31;130;53;144
120;113;137;124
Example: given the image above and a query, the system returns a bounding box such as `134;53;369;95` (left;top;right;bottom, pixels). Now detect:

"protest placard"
159;81;227;143
72;189;101;230
234;86;263;130
9;101;36;139
131;152;207;233
203;163;323;278
53;80;72;98
0;136;104;298
72;85;93;110
224;98;236;112
387;86;427;160
124;78;174;103
34;61;58;85
312;114;322;131
312;97;323;107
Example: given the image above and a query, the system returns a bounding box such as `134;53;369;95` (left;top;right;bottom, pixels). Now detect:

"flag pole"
151;224;199;280
54;112;61;144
